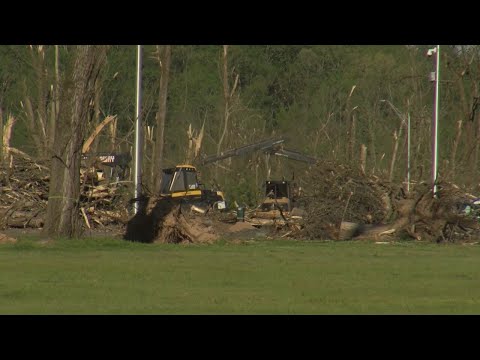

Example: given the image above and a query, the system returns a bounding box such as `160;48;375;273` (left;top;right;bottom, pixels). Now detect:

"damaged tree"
44;45;107;238
152;45;172;194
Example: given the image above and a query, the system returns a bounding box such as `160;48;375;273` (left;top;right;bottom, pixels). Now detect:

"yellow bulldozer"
156;138;288;213
201;138;317;225
158;164;226;213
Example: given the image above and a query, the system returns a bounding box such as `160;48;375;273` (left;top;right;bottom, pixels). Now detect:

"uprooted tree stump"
124;196;219;244
381;182;480;242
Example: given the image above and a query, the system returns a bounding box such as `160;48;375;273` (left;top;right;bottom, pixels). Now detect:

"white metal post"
134;45;143;214
432;45;440;197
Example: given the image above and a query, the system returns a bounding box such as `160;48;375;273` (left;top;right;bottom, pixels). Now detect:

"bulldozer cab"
159;165;225;210
160;165;201;197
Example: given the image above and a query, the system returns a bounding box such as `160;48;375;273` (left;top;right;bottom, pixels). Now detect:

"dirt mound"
227;221;257;233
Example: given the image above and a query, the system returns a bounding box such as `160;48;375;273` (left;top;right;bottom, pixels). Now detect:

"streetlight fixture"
380;99;411;193
428;45;440;198
134;45;143;214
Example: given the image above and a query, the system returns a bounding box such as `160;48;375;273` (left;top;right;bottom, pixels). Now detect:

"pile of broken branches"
298;159;402;240
0;156;131;230
296;160;480;242
0;157;49;229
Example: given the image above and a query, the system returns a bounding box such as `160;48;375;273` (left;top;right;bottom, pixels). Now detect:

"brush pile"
298;160;401;239
79;168;131;229
297;160;480;242
0;155;130;230
0;157;49;229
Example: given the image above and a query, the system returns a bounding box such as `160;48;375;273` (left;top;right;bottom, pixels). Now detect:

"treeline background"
1;45;479;206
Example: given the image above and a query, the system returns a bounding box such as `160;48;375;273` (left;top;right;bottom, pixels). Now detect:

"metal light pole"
428;45;440;198
380;99;411;193
134;45;143;214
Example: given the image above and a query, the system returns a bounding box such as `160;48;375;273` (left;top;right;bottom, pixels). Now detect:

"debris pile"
377;181;480;242
295;160;480;242
80;174;131;229
2;154;480;244
298;160;401;240
0;158;49;229
0;156;130;230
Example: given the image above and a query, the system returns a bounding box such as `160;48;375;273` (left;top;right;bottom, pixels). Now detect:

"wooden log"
80;207;91;229
5;217;44;228
338;221;362;240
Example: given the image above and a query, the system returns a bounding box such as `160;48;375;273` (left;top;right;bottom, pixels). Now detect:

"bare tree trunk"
2;115;16;163
49;86;56;153
367;109;377;173
44;45;107;238
2;115;16;187
21;45;58;159
360;143;367;175
265;153;271;180
216;45;239;179
153;45;171;194
344;85;356;163
0;106;3;163
31;46;48;158
109;116;117;151
348;113;356;161
55;45;60;115
450;119;463;178
23;97;44;156
473;83;480;181
91;77;102;153
47;45;60;154
389;124;404;183
185;121;205;164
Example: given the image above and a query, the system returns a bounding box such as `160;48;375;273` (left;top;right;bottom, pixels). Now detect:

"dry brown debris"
295;160;480;242
0;156;130;231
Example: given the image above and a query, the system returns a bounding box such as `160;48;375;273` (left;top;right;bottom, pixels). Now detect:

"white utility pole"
134;45;143;214
429;45;440;197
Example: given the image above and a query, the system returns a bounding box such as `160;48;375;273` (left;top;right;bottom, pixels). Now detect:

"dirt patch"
0;232;17;243
227;222;257;233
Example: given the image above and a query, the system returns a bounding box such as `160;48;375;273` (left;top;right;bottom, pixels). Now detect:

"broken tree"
44;45;108;238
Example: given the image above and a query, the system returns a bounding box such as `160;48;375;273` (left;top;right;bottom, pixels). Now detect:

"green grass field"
1;237;480;314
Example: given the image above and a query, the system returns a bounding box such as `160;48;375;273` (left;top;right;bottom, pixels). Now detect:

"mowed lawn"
1;237;480;314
